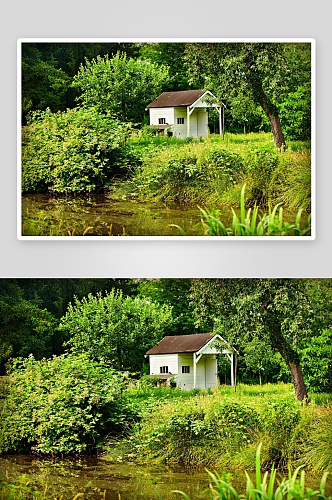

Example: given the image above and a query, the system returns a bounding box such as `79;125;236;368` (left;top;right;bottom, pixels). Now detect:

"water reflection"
0;455;211;500
22;194;207;236
1;455;331;500
21;194;309;237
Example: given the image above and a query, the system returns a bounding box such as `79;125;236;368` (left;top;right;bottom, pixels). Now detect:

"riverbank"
1;451;331;500
21;132;312;237
112;132;311;211
21;193;310;237
2;366;330;473
102;383;331;472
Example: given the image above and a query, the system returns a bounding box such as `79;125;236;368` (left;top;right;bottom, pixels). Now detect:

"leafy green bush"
260;397;301;466
121;397;260;466
0;353;135;454
139;374;160;388
279;85;311;140
21;107;135;194
127;143;244;204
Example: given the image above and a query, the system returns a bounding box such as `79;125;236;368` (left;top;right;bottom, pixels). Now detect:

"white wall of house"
176;353;194;389
172;108;187;138
149;353;178;376
149;106;209;138
176;353;217;390
189;109;208;138
205;357;218;388
173;108;208;138
149;108;174;127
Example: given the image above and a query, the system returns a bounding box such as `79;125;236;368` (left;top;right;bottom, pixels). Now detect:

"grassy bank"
113;132;311;211
174;445;332;500
103;383;331;472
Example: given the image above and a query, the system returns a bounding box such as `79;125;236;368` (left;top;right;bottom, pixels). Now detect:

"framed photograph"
17;38;315;240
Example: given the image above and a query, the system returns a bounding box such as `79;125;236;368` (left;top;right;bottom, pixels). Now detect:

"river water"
1;455;330;500
0;455;218;500
21;194;310;237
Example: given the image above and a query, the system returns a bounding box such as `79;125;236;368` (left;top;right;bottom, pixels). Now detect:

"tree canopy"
0;279;137;373
60;289;173;372
136;278;201;336
21;41;312;139
21;42;139;122
184;42;311;146
1;279;330;395
189;278;326;401
71;52;169;123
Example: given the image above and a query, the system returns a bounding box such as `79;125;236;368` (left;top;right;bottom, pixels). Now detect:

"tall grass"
103;384;332;472
172;185;311;236
121;132;311;211
300;406;332;472
174;445;331;500
119;139;243;205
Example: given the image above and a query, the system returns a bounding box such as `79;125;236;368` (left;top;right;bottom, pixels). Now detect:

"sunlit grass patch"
121;132;311;213
106;383;332;471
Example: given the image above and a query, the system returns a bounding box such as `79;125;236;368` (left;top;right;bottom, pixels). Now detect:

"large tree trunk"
256;94;287;149
278;346;309;403
245;54;287;150
286;358;309;403
264;110;287;149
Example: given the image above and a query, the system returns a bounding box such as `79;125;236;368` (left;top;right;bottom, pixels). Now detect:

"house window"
160;366;168;373
158;118;166;124
182;366;190;373
177;118;184;124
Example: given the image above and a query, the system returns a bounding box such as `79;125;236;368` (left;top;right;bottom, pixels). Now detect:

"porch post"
219;107;222;136
187;106;190;137
230;353;234;387
193;352;196;388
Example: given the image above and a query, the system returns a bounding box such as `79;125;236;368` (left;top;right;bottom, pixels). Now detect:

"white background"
1;0;331;278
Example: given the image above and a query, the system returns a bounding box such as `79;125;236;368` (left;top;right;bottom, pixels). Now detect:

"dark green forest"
1;278;331;393
22;41;311;138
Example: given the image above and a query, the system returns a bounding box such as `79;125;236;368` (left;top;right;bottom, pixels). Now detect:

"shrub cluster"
126;143;244;204
21;107;137;194
106;389;331;471
0;353;136;454
122;396;261;467
115;134;311;212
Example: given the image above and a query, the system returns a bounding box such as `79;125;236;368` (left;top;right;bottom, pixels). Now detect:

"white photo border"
17;38;316;241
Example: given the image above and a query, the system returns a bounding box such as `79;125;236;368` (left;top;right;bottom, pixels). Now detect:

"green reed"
172;185;311;236
173;444;331;500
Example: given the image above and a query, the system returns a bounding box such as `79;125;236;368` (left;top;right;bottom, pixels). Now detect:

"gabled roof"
146;90;206;109
146;333;216;355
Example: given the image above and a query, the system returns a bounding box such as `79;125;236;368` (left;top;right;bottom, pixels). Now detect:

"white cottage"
145;90;224;139
145;333;235;390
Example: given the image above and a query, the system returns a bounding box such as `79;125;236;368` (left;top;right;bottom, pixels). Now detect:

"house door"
197;111;208;137
205;358;217;388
